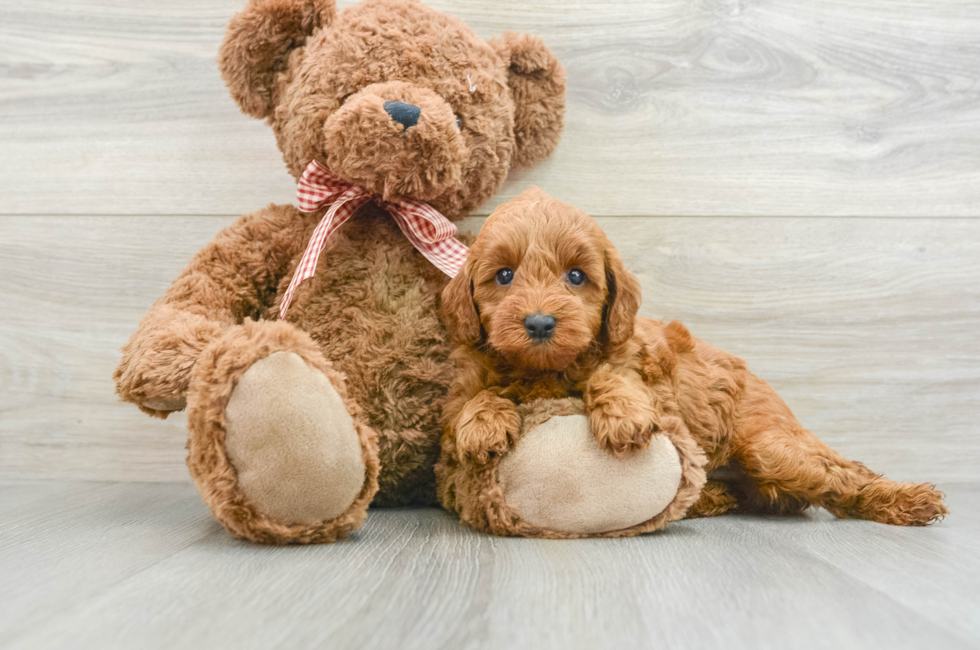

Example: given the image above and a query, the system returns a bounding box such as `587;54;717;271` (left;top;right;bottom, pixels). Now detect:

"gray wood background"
1;0;978;485
3;0;980;217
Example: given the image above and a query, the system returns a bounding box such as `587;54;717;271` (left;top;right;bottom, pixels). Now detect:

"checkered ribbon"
279;160;469;318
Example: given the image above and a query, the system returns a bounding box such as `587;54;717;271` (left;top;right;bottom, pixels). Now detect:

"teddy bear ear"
490;32;567;169
218;0;336;119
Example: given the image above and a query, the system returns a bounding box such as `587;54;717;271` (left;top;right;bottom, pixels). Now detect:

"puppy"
438;187;947;526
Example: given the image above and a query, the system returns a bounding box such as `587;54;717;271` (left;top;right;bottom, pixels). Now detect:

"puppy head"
443;188;641;370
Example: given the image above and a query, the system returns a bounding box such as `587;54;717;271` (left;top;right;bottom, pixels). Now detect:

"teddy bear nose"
383;100;421;130
524;313;557;341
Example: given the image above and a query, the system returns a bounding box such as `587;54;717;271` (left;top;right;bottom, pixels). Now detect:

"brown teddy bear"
113;0;565;544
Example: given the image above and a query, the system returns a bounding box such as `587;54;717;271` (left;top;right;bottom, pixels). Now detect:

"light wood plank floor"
1;481;978;650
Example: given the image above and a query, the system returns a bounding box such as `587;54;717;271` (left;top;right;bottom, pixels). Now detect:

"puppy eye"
566;269;586;286
455;115;463;129
495;268;514;286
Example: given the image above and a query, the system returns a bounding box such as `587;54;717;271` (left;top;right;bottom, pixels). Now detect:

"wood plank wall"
1;0;978;483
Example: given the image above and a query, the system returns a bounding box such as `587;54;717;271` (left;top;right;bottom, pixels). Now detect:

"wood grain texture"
0;482;217;646
1;215;977;483
2;481;978;650
2;0;979;216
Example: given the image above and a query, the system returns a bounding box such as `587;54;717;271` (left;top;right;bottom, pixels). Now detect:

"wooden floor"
2;481;978;650
2;0;979;647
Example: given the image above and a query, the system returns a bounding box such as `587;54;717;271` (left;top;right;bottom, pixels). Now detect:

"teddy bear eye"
566;269;586;286
495;268;514;286
455;115;462;129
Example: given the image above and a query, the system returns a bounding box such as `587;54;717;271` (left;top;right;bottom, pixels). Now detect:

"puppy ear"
603;247;642;346
490;32;566;169
219;0;336;119
441;266;481;346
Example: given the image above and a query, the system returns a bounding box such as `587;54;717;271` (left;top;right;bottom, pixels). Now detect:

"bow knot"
280;160;469;318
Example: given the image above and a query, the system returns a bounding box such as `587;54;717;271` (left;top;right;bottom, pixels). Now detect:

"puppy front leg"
453;390;521;464
584;364;662;457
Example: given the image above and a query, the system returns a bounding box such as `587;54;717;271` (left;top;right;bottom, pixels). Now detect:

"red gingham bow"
279;160;469;318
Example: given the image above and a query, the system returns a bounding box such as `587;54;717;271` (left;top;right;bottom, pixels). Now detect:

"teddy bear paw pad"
225;351;366;525
499;413;683;535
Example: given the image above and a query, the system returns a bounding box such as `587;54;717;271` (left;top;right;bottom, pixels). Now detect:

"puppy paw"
859;480;949;526
899;484;949;526
455;393;521;464
588;398;660;457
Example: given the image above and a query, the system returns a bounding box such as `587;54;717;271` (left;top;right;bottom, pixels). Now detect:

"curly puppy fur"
437;188;948;529
114;0;565;542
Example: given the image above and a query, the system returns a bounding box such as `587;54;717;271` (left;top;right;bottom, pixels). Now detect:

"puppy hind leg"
735;425;946;526
686;480;738;518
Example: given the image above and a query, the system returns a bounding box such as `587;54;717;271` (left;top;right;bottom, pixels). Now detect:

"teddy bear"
113;0;566;544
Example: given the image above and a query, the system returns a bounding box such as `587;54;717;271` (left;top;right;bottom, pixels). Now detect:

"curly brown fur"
279;205;464;505
186;319;380;544
115;0;566;542
219;0;566;217
453;390;522;464
114;204;315;417
489;32;566;170
219;0;336;119
438;189;948;529
687;480;740;519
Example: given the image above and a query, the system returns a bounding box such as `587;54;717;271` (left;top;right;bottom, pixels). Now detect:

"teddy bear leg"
466;402;707;538
186;320;380;544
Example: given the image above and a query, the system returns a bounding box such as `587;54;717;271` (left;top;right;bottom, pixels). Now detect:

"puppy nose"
524;313;557;341
383;100;421;130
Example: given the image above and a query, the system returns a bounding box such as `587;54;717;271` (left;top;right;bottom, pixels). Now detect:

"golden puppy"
438;188;947;526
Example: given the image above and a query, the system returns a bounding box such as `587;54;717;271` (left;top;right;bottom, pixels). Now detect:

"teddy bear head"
219;0;566;218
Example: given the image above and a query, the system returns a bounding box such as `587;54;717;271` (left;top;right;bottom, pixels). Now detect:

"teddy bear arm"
114;204;314;417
